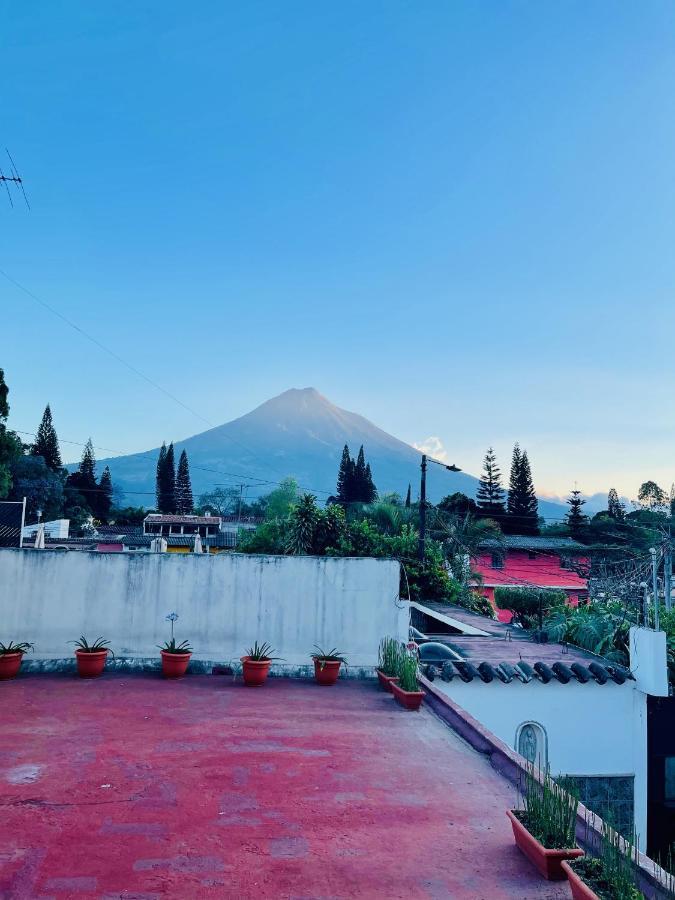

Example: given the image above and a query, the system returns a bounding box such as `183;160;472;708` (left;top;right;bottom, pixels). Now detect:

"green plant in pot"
390;651;425;710
71;636;114;679
506;765;582;880
311;645;347;686
240;641;280;686
377;636;403;692
158;613;193;679
562;820;641;900
0;641;33;681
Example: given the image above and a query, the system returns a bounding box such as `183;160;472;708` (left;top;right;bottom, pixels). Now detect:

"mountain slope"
90;387;566;517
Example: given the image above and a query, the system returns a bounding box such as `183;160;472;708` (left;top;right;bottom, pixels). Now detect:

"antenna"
1;149;29;209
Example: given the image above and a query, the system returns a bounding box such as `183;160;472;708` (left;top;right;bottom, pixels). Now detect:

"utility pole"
417;454;461;561
650;547;660;631
665;528;672;612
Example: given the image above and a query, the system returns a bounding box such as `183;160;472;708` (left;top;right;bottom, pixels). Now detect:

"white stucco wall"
434;677;648;844
0;549;405;667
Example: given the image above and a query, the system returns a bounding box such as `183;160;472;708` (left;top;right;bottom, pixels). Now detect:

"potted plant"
158;612;192;679
311;645;347;685
561;821;641;899
506;766;583;880
71;636;114;678
240;641;279;686
377;636;402;692
390;652;425;710
0;641;33;680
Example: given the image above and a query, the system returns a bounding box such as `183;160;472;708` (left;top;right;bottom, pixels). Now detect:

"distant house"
143;514;222;538
22;518;70;540
472;535;589;622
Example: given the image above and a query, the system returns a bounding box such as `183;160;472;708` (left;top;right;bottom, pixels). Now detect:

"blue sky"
2;1;675;500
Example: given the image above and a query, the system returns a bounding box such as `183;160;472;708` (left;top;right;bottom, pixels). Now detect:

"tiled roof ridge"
422;658;634;686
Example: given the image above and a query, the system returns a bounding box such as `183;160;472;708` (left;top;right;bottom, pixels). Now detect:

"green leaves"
0;640;33;655
244;641;279;661
159;637;193;655
378;636;405;677
70;635;113;655
311;645;347;663
397;653;419;692
519;766;577;850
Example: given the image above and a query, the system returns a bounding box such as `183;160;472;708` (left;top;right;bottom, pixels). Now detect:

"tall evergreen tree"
364;462;378;504
156;443;167;511
405;483;411;508
79;438;97;487
354;446;367;499
65;438;98;515
164;442;177;514
476;447;505;519
506;444;539;535
175;450;194;514
97;466;113;520
607;488;625;522
336;444;353;503
0;369;23;499
566;487;588;535
31;404;62;471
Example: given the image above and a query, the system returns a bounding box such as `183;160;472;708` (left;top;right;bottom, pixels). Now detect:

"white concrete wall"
0;549;405;667
434;677;648;845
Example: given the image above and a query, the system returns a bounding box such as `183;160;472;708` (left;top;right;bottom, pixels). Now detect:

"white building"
22;518;69;540
413;602;669;848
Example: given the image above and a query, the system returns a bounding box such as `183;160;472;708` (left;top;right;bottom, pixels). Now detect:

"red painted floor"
0;675;570;900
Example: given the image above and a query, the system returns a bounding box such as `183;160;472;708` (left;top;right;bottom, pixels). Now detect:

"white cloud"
412;436;449;463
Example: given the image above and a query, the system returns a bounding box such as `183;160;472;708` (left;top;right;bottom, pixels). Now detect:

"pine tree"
336;444;353;503
405;484;411;508
97;466;113;520
64;438;98;516
607;488;625;522
156;443;167;511
506;444;539;535
175;450;193;514
79;438;97;487
31;404;62;471
476;447;505;519
566;488;588;534
0;368;8;420
354;446;367;500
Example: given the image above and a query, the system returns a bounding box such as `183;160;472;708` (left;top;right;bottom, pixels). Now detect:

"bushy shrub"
495;587;566;628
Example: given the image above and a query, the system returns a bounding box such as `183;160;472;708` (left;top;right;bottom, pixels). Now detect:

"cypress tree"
164;442;176;514
175;450;194;514
566;487;588;535
97;466;113;520
506;444;539;535
156;443;167;511
364;462;378;504
476;447;505;519
607;488;625;522
405;484;411;508
354;446;367;500
336;444;353;503
31;404;62;470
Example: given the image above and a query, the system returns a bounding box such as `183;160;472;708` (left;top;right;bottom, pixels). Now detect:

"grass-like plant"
397;653;420;692
158;612;192;654
569;820;641;899
311;645;347;662
0;641;33;655
245;641;280;661
70;636;114;656
378;636;404;676
515;765;578;849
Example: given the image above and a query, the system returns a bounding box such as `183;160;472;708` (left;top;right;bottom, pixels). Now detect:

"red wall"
473;549;588;623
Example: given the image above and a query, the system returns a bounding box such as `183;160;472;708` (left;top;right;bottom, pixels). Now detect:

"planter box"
313;659;342;686
391;681;425;711
560;861;600;900
161;650;192;679
376;669;399;692
506;810;583;880
241;656;272;687
75;649;109;679
0;652;24;680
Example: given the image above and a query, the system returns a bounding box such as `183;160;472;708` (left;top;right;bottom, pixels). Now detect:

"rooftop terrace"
1;675;571;899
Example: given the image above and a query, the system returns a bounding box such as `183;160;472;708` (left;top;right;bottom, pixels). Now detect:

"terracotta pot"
313;658;342;686
0;652;24;680
161;650;192;679
75;649;109;678
506;810;583;880
241;656;272;686
560;861;600;900
391;680;425;710
376;669;399;692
